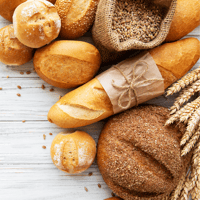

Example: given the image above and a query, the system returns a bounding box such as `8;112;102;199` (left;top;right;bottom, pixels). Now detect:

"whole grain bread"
97;105;191;200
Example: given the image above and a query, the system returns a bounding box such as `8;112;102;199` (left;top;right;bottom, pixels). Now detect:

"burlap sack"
92;0;177;52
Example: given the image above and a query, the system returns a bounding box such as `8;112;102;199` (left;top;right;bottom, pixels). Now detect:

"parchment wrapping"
97;52;164;114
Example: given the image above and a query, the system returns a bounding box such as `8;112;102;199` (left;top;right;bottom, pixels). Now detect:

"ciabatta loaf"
48;38;200;128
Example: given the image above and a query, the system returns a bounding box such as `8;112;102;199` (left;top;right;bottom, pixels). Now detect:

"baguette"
48;38;200;128
165;0;200;42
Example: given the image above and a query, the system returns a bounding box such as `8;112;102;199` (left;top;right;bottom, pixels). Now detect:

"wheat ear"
170;80;200;114
170;168;188;200
181;126;200;156
179;170;193;200
167;67;200;96
190;140;200;200
179;97;200;123
181;107;200;146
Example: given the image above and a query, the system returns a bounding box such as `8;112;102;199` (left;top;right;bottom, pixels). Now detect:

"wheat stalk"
170;169;188;200
169;80;200;114
181;108;200;146
179;97;200;123
181;126;200;156
165;97;200;126
167;67;200;96
189;140;200;200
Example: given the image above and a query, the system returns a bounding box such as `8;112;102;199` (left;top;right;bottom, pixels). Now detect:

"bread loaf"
47;37;200;128
97;105;191;200
50;131;96;173
55;0;99;39
0;24;34;65
33;40;101;88
13;0;61;48
0;0;57;22
165;0;200;42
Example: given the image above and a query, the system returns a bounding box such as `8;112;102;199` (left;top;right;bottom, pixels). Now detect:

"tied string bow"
111;60;162;109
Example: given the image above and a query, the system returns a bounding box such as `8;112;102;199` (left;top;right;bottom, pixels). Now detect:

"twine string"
111;60;162;109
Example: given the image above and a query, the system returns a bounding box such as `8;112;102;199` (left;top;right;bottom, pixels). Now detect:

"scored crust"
97;105;191;200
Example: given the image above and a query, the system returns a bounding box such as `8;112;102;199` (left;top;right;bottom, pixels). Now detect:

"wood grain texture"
0;16;199;200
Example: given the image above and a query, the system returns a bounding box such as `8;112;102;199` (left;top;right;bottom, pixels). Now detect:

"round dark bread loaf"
97;105;191;200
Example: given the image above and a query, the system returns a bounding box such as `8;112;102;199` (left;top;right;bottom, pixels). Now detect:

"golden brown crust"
149;38;200;88
50;131;96;173
0;24;34;65
48;38;200;128
165;0;200;42
97;105;190;200
34;40;101;88
0;0;57;22
47;78;114;128
55;0;99;39
13;0;61;48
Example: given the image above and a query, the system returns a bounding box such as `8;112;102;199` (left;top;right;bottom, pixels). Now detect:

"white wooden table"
0;15;199;200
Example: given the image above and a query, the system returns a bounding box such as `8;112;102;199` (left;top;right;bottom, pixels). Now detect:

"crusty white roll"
0;0;57;22
13;0;61;48
50;131;96;174
33;40;101;88
0;24;34;65
55;0;99;39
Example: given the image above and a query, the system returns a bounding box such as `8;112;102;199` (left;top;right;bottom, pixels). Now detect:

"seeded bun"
97;105;191;200
0;0;57;22
55;0;99;39
0;24;34;65
13;0;61;48
50;131;96;174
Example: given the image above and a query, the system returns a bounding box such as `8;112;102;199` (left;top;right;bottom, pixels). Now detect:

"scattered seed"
42;145;46;149
43;134;46;140
59;95;62;99
17;93;21;97
17;85;22;89
26;71;31;74
88;172;93;176
22;120;26;123
84;187;88;192
41;84;45;89
20;72;24;75
98;183;101;188
0;87;2;90
49;133;53;135
6;75;9;78
49;88;54;92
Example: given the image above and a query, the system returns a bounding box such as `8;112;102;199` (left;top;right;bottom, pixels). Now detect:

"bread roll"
165;0;200;42
0;24;34;65
47;37;200;128
55;0;99;39
13;0;61;48
0;0;57;22
33;40;101;88
50;131;96;173
97;105;191;200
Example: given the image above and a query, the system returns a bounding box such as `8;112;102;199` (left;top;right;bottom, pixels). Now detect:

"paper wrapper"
96;52;164;114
